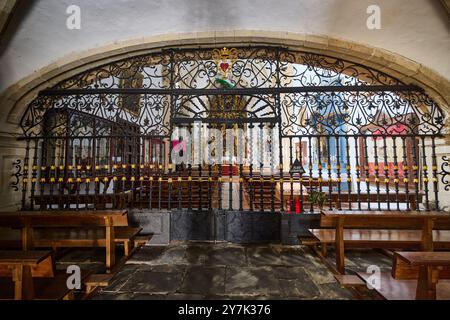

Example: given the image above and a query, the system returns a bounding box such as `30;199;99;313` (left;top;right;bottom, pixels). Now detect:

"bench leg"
124;241;130;257
421;218;434;251
21;226;33;251
105;225;115;273
321;244;328;257
335;218;345;274
416;266;436;300
23;268;35;300
11;265;34;300
11;265;23;300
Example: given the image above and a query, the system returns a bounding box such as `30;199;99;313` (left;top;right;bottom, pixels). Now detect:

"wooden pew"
357;271;450;300
394;251;450;299
392;250;450;280
0;250;53;300
0;210;138;272
32;226;142;257
0;227;143;257
308;229;450;250
355;251;450;300
305;210;450;274
0;250;92;300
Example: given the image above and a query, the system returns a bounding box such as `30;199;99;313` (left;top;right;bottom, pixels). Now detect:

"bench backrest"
0;210;129;228
320;212;450;230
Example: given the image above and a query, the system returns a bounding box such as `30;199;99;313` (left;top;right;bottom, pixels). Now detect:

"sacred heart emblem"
213;47;238;80
219;62;229;73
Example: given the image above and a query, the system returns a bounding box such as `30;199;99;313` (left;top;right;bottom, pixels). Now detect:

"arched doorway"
18;46;445;242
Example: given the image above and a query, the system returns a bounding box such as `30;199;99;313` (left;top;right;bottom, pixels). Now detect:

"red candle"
295;198;301;214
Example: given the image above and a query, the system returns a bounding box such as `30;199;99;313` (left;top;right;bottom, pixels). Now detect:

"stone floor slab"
179;266;226;295
206;245;247;266
225;266;280;296
246;246;283;266
90;243;391;300
119;270;183;294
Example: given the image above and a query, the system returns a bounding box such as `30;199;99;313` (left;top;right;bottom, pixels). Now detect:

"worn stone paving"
87;243;390;300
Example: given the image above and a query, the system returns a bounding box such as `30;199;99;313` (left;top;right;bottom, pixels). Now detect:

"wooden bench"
32;226;142;257
392;251;450;280
0;210;136;272
357;271;450;300
0;250;92;300
334;274;366;288
305;210;450;274
307;229;450;250
393;251;450;299
355;252;450;300
0;226;143;256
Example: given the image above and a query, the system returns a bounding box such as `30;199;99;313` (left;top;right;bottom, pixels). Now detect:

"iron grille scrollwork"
10;159;22;191
16;45;448;217
440;156;450;191
21;46;444;138
280;90;444;136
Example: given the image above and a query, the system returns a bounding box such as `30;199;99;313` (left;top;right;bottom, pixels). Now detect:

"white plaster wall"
1;0;449;92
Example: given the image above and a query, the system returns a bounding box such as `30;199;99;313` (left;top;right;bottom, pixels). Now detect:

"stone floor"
82;242;391;300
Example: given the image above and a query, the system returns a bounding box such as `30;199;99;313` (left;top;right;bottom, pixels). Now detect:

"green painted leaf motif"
215;78;235;89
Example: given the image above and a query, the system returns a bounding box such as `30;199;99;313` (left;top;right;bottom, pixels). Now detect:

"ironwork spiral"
440;156;450;191
20;46;444;138
10;159;22;192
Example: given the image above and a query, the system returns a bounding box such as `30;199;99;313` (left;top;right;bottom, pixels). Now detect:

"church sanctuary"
0;0;450;304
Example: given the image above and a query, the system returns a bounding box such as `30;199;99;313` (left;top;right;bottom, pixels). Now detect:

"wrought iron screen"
18;46;445;213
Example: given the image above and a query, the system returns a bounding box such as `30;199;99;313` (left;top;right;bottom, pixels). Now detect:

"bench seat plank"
395;251;450;266
334;274;366;287
0;250;51;264
0;210;129;228
357;272;450;300
320;210;450;229
1;227;142;247
308;229;450;249
34;227;142;242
